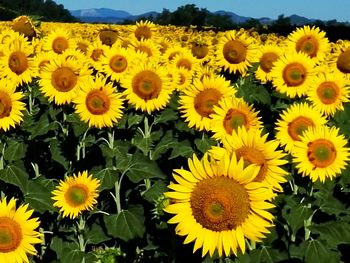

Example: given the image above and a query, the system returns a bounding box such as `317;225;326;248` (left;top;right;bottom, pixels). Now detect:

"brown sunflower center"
51;67;78;92
336;49;350;74
307;139;336;168
134;26;152;40
0;91;12;119
260;52;279;73
176;58;192;71
178;73;186;85
12;16;37;39
85;89;111;115
296;35;319;58
223;40;247;64
287;116;314;141
77;42;88;54
223;109;248;135
194;88;222;118
190;176;250;231
109;55;128;73
283;62;307;86
0;217;22;253
91;48;104;62
132;70;162;100
52;36;69;54
99;30;118;47
191;44;209;59
235;147;267;182
168;51;180;61
65;185;89;207
316;81;340;104
8;51;28;75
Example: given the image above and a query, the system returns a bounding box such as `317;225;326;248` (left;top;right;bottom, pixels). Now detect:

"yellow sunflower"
74;75;124;128
32;51;58;76
172;66;193;92
210;96;262;142
209;127;288;192
131;38;161;58
275;102;327;154
39;56;91;105
0;79;25;131
307;71;350;116
0;198;42;263
329;44;350;80
215;30;258;76
292;126;350;182
52;171;101;219
11;15;39;40
132;20;157;41
42;28;76;54
286;25;330;62
171;50;200;77
121;61;173;113
164;154;275;257
179;75;236;131
255;44;283;84
85;39;109;71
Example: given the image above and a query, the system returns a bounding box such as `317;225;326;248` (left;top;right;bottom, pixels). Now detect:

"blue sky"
55;0;349;22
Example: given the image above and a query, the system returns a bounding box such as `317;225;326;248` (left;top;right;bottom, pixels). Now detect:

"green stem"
77;216;86;263
114;173;126;214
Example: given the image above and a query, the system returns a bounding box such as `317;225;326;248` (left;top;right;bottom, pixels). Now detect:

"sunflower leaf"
94;168;118;190
24;178;55;212
3;141;27;162
309;221;350;248
0;165;28;193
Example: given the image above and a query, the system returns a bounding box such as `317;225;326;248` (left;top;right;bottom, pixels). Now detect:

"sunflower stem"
114;173;126;214
107;130;115;149
77;216;86;263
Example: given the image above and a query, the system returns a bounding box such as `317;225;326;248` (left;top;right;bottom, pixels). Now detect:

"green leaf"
127;112;144;127
309;221;350;248
24;178;55;212
104;205;145;241
151;130;176;160
48;139;69;169
142;180;167;202
3;141;27;162
94;168;118;191
132;131;154;156
303;239;339;263
169;139;194;159
61;247;85;263
0;165;28;193
194;134;216;154
283;202;312;237
249;247;289;263
154;108;178;124
66;113;89;137
86;222;111;245
314;182;345;216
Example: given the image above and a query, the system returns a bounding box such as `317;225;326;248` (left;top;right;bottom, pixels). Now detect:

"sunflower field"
0;16;350;263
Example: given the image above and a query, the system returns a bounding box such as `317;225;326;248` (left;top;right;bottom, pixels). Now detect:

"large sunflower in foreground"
209;127;288;192
210;96;262;142
121;61;173;113
0;198;42;263
179;75;236;131
275;102;327;154
215;30;258;76
292;126;350;182
270;51;316;98
52;171;101;219
307;71;350;116
0;79;25;131
164;154;275;257
74;75;124;129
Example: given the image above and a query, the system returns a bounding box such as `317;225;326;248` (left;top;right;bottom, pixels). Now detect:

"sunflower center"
135;26;152;40
91;49;103;61
0;91;12;119
260;52;279;73
191;44;209;59
307;139;336;168
85;89;111;115
51;67;77;92
190;176;250;231
296;35;319;57
65;185;88;207
109;55;128;73
168;51;180;61
99;30;118;46
317;81;340;104
235;147;267;182
178;73;186;85
283;62;307;86
176;58;192;71
12;16;37;39
194;88;222;118
0;217;22;253
52;36;69;54
287;116;315;141
223;109;248;134
8;51;28;75
336;49;350;74
132;70;162;100
77;42;88;54
223;40;247;64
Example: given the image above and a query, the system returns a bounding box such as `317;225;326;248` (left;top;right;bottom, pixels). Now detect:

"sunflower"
292;126;350;182
0;79;25;131
164;154;275;257
85;39;109;71
42;28;76;54
255;44;283;84
270;51;316;98
98;29;119;47
210;96;262;142
132;20;157;41
275;102;327;154
209;127;288;192
39;56;91;105
163;45;187;63
171;50;200;77
179;75;236;131
307;71;350;116
74;75;124;128
11;15;39;40
121;61;173;113
0;36;35;86
215;30;258;76
329;44;350;80
131;38;161;58
173;66;193;92
286;25;330;62
0;198;42;263
32;51;58;76
52;171;101;219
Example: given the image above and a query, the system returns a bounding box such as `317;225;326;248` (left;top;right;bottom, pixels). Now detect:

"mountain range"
70;8;317;25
